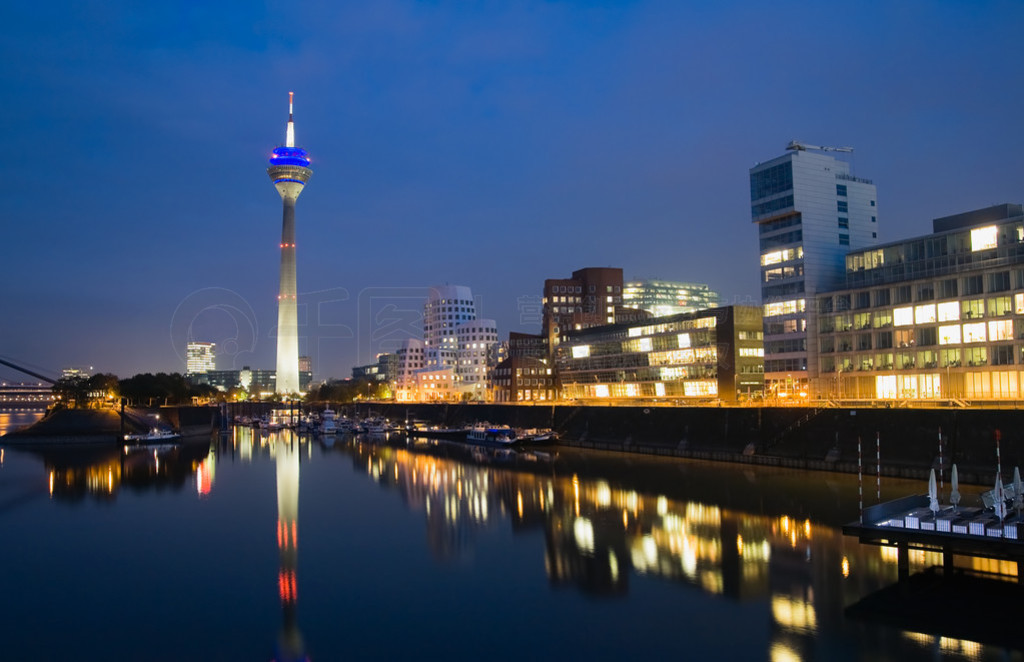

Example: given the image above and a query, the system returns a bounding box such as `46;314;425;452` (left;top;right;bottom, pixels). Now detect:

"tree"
119;372;207;406
51;376;89;408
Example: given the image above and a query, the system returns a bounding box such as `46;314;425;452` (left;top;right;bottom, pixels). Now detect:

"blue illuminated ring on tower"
269;146;311;168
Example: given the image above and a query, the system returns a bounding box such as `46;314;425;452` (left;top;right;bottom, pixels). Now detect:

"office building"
186;342;216;375
817;203;1024;401
201;367;277;396
543;268;623;352
751;142;878;396
543;267;651;357
61;367;92;379
556;306;763;403
268;92;313;395
623;280;719;317
492;357;556;403
298;355;313;392
353;353;397;383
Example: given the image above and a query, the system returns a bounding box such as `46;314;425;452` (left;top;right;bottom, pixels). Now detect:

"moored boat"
516;428;557;444
124;428;182;445
466;423;517;447
320;408;338;436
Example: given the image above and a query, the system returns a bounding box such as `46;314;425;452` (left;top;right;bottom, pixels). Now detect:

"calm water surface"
0;411;1020;661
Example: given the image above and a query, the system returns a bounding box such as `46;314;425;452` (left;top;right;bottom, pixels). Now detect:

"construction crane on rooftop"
786;140;853;153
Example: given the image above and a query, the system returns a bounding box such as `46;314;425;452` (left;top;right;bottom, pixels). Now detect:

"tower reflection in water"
273;432;308;662
346;438;1007;660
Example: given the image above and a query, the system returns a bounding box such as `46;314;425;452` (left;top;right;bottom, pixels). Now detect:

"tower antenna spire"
286;92;295;148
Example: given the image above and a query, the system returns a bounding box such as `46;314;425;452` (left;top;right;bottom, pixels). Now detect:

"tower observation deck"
268;92;312;395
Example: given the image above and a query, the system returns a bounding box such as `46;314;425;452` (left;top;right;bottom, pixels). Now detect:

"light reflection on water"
0;417;1020;660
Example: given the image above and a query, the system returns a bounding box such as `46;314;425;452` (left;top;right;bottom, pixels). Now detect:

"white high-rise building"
456;318;498;401
750;143;878;396
424;285;476;352
399;285;500;400
186;342;216;375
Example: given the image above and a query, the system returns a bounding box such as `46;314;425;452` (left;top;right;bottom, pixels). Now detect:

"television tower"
268;92;312;395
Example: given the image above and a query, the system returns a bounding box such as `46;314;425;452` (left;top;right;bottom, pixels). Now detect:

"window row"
820;296;1024;332
822;272;1022;312
821;320;1020;351
821;345;1018;372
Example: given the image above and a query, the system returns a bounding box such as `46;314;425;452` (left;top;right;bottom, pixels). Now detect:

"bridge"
0;357;57;410
0;383;54;409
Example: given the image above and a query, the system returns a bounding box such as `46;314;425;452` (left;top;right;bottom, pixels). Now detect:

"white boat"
124;428;181;445
517;428;557;444
321;409;338;436
466;423;517;446
364;417;388;434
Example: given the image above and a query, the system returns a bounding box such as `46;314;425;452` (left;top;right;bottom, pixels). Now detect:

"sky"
2;1;1023;382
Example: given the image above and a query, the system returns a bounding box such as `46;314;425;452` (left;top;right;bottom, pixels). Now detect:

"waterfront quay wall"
2;405;219;445
347;402;1024;486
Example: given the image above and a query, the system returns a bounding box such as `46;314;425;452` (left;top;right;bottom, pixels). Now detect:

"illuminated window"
594;384;610;398
970;225;998;251
1017;293;1024;315
683;380;718;397
989;319;1013;341
655;382;666;397
992;371;1018;398
919;374;942;399
739;347;764;357
937;301;960;322
962;322;986;343
987;296;1013;316
760;247;803;267
659;366;685;380
678;333;691;348
893;307;914;326
764;299;806;317
914;304;936;324
938;325;961;345
572;345;590;359
873;311;893;328
876;375;897;399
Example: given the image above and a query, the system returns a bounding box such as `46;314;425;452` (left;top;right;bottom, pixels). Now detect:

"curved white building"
394;285;501;401
456;318;498;400
424;285;476;351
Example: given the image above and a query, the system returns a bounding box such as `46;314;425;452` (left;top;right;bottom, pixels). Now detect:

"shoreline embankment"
1;405;217;446
333;402;1024;486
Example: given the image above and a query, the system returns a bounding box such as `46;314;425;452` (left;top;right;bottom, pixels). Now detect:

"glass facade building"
623;280;719;317
816;203;1024;401
750;148;878;396
556;306;763;403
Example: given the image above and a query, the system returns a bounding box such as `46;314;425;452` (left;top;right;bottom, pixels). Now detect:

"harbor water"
0;411;1020;661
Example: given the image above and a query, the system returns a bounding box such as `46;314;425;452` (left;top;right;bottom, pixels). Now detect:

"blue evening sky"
2;1;1023;381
